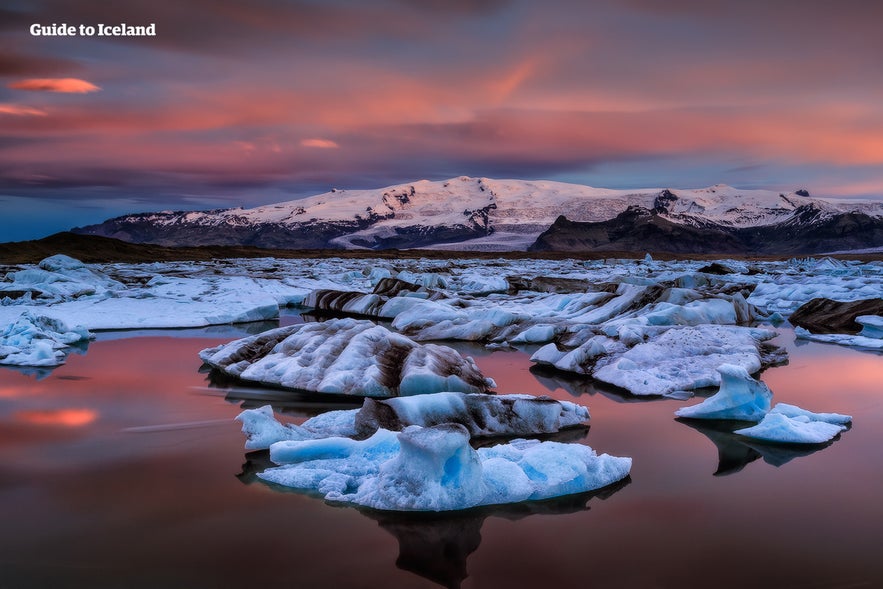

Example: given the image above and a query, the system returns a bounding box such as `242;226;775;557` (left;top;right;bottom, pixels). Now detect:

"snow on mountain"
73;176;883;251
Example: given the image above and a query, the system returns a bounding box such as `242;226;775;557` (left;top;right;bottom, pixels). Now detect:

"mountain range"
72;176;883;254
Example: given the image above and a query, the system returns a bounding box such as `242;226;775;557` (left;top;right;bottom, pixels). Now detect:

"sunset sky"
2;0;882;240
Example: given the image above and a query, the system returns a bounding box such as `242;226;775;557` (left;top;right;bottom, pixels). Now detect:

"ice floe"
676;366;853;445
674;364;773;421
200;318;495;397
733;413;847;445
259;423;631;511
543;325;781;397
0;311;92;367
236;393;589;448
794;327;883;350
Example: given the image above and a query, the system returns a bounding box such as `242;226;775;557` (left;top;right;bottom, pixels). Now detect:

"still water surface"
0;322;881;588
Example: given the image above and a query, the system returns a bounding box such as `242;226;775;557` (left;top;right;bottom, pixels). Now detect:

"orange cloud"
15;409;98;427
8;78;101;93
0;103;47;116
301;138;339;149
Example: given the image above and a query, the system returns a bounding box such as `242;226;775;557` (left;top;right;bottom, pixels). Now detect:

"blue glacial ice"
675;364;773;421
0;311;92;367
259;423;631;512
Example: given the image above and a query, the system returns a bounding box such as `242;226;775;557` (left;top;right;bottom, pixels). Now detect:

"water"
0;324;881;588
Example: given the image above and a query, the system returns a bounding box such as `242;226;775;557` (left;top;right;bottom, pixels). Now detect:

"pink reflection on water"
14;408;98;427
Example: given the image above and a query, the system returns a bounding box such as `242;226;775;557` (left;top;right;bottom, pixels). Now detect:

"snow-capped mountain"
72;176;883;253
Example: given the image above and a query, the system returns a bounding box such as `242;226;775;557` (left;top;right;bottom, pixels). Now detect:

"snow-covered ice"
675;364;773;420
200;318;495;397
590;326;779;397
0;311;92;367
259;423;631;512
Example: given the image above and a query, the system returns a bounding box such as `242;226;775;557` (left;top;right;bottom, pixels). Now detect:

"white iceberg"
0;311;92;367
594;325;778;397
201;318;495;397
236;393;589;448
769;403;852;426
1;254;124;300
675;364;772;420
733;413;846;445
794;326;883;350
260;423;631;512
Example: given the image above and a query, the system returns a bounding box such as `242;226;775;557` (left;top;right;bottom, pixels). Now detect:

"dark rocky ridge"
788;298;883;334
529;207;883;255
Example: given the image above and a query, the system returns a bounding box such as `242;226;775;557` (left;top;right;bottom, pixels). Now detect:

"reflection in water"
676;418;836;475
14;408;98;427
237;450;629;589
528;364;685;403
361;480;631;589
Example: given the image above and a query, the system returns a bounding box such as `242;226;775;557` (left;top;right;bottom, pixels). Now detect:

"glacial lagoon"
1;319;880;588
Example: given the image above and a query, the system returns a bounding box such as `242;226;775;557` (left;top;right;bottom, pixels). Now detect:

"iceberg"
236;393;589;448
593;325;780;397
0;254;124;301
675;364;772;420
769;403;852;426
794;326;883;350
734;413;847;445
260;423;631;512
857;315;883;339
0;311;92;367
200;318;495;397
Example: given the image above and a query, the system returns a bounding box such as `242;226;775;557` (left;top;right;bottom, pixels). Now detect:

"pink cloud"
0;103;47;116
301;138;339;149
8;78;101;93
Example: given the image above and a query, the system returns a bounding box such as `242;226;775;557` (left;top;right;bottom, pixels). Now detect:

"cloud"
8;78;100;93
0;103;47;116
300;138;339;149
0;51;81;77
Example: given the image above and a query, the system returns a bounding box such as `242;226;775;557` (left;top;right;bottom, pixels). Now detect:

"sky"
2;0;883;241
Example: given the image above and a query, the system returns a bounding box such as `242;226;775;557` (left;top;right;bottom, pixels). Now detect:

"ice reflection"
237;451;629;589
362;479;630;589
528;364;682;402
676;417;838;475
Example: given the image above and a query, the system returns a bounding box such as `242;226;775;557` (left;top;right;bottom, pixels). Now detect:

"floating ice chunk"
237;393;589;448
396;271;449;289
531;335;620;375
0;311;92;367
510;324;558;344
457;273;510;295
236;405;360;449
734;413;845;445
769;403;852;426
260;423;631;512
1;254;124;300
594;325;778;396
201;318;494;397
675;364;772;421
353;393;589;437
857;315;883;339
794;327;883;350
